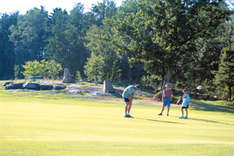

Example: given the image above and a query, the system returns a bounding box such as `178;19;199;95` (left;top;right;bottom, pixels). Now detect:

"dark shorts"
124;98;130;102
182;105;189;109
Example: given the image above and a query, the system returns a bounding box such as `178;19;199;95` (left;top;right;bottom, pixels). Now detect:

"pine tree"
215;49;234;101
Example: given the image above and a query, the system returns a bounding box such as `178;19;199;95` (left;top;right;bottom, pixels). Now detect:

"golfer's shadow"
189;118;233;126
135;117;183;124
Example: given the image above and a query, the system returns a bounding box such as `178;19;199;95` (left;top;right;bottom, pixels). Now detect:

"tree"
46;5;89;78
9;6;49;76
0;12;18;79
215;49;234;101
85;24;123;81
22;59;62;79
214;16;234;101
91;0;118;26
85;1;126;81
84;53;104;82
112;0;231;88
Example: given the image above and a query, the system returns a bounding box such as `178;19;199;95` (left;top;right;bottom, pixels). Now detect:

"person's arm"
162;90;165;101
128;94;133;100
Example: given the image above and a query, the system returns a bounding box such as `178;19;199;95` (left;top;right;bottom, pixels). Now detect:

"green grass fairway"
0;91;234;156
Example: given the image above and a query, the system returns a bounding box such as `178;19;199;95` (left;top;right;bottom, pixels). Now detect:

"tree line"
0;0;233;101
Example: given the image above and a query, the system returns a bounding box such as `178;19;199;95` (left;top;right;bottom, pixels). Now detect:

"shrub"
22;60;62;79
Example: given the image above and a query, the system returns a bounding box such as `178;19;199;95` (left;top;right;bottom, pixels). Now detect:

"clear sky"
0;0;233;15
0;0;123;15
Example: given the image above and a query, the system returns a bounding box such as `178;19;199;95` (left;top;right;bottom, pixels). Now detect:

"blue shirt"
182;94;190;107
122;85;136;99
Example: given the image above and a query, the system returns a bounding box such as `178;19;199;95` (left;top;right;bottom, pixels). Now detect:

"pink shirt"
162;89;172;98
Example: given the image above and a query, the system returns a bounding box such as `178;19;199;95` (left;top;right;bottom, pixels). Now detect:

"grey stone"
23;82;40;90
3;81;13;86
103;79;114;93
5;83;24;89
53;84;66;90
40;84;53;90
62;68;73;83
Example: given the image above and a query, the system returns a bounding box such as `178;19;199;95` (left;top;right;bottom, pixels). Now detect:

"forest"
0;0;233;101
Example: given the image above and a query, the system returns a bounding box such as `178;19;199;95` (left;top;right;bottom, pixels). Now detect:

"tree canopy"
0;0;233;101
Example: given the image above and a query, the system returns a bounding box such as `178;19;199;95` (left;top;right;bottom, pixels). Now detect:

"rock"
67;84;84;89
40;84;53;90
23;82;40;90
110;88;122;98
3;81;13;86
64;89;82;94
53;84;66;90
103;79;114;93
5;83;24;89
62;68;73;83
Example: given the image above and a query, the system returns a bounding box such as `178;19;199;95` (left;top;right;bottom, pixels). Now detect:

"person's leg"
185;108;188;119
124;97;131;117
159;98;166;115
125;102;129;116
180;107;184;118
167;98;170;116
127;101;132;115
158;106;164;115
167;106;170;116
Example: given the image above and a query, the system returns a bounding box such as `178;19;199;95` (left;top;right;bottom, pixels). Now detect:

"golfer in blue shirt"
122;84;140;118
179;89;190;119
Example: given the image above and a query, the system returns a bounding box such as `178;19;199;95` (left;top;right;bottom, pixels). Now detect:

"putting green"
0;92;234;156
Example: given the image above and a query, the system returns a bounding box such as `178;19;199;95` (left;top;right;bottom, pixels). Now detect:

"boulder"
5;83;24;89
103;79;114;93
3;81;13;86
23;82;40;90
53;84;66;90
62;68;73;83
40;84;53;90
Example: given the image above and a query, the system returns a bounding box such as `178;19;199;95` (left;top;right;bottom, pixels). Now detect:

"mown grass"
0;86;234;156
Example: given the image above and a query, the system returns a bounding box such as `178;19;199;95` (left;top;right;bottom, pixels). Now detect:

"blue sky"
0;0;122;14
0;0;233;15
226;0;234;10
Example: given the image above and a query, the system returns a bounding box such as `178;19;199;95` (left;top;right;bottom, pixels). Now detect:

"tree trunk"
165;69;171;84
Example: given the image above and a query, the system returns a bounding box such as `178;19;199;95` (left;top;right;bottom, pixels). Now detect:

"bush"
22;60;62;79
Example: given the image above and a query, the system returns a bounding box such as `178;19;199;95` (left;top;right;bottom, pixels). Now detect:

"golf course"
0;84;234;156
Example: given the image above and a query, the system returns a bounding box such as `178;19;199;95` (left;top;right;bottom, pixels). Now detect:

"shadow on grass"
136;117;184;125
191;102;234;114
189;117;233;126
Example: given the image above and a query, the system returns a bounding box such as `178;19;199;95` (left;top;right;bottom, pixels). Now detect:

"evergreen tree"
84;53;104;82
46;5;89;78
214;18;234;101
215;49;234;101
9;7;49;69
0;13;18;79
